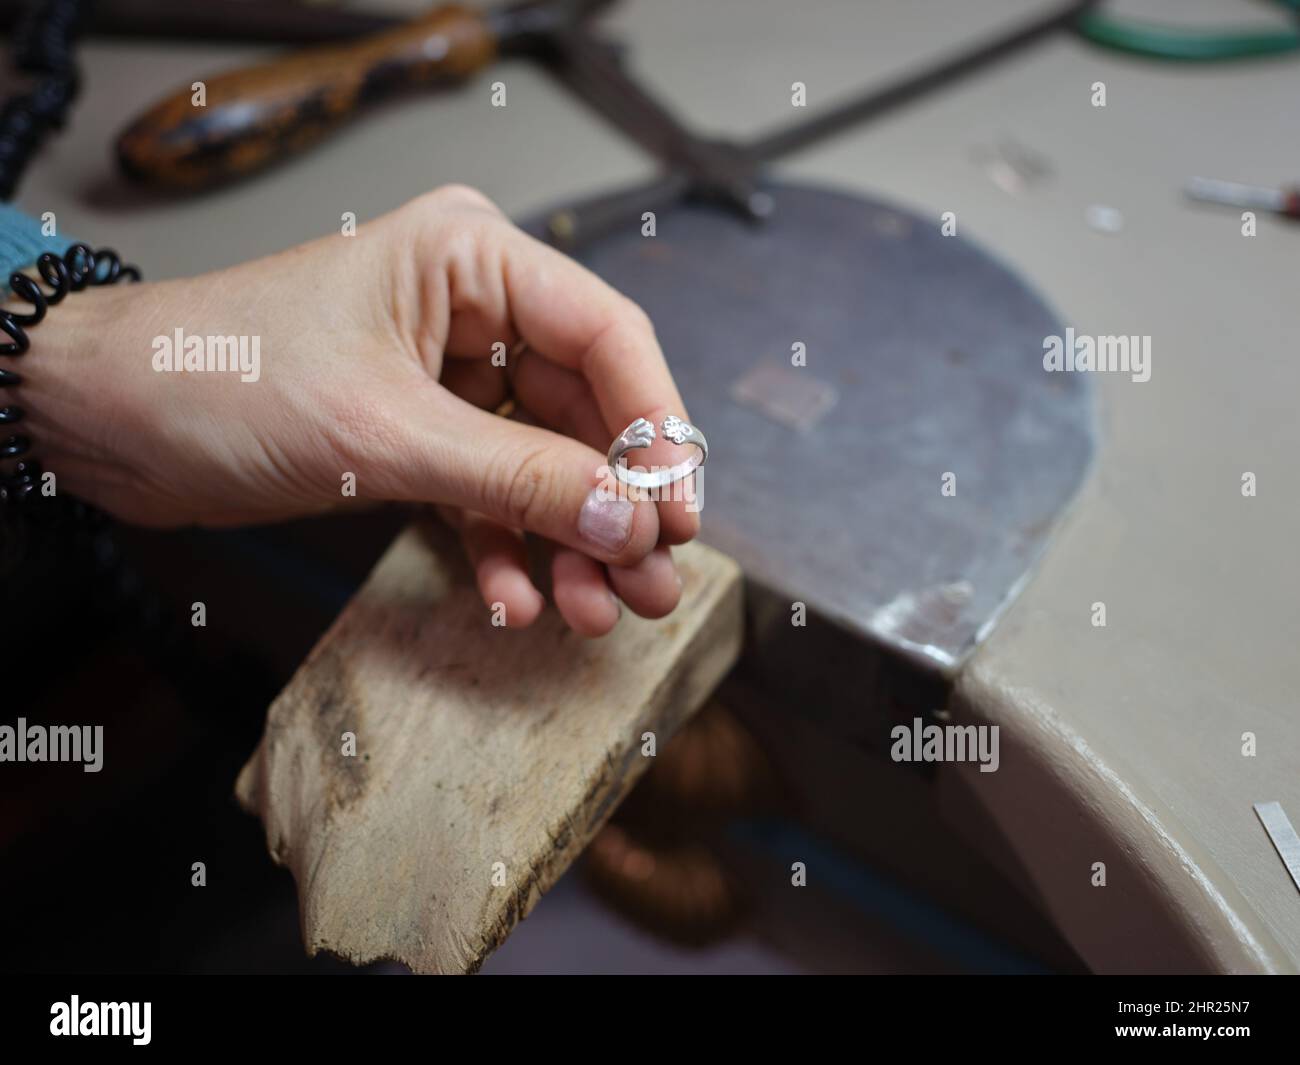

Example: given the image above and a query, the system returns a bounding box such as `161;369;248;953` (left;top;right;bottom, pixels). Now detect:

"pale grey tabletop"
14;0;1298;972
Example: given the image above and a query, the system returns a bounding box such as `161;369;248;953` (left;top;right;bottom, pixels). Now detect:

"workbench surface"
21;0;1298;971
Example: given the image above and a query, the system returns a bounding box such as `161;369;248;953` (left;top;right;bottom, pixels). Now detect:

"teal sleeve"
0;204;77;293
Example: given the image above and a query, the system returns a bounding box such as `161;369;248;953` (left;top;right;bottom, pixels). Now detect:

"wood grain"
235;520;743;973
117;4;496;189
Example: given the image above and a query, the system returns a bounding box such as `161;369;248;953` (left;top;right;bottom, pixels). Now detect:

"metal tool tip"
548;210;577;245
748;191;775;219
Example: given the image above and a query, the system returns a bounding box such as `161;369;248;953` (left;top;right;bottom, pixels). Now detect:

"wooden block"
235;520;743;974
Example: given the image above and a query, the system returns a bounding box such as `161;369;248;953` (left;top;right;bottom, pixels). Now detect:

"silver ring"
607;415;708;489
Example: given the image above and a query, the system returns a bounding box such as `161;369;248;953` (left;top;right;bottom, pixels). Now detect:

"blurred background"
3;0;1298;974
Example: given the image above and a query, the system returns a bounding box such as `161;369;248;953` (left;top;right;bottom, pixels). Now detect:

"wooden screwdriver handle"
116;4;497;190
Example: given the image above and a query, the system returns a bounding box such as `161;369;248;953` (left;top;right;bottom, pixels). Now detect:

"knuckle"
421;183;500;215
495;445;554;530
621;296;656;338
581;297;658;377
409;204;501;280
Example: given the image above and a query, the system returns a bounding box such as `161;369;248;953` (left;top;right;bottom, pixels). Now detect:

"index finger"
498;225;701;545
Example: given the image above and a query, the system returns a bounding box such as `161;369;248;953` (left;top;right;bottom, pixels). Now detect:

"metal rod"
1185;176;1286;213
547;33;702;168
749;0;1100;163
546;171;691;247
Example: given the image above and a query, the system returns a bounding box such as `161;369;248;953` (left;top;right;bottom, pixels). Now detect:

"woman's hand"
17;186;700;636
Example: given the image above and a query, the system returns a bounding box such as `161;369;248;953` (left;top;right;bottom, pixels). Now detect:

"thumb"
387;389;661;567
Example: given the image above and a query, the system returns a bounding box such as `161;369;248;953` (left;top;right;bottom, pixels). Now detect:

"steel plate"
526;181;1095;674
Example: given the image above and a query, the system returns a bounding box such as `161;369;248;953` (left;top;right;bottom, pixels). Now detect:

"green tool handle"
1076;1;1300;61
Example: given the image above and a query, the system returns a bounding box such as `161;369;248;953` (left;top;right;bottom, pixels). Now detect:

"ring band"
607;415;708;489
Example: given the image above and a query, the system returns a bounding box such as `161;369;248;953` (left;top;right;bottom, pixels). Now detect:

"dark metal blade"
749;0;1098;164
525;181;1095;675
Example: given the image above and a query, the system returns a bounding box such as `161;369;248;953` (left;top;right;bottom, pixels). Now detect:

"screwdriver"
1184;176;1300;220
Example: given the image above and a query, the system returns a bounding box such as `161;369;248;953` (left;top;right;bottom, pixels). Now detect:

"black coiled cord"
0;241;140;503
0;0;90;201
0;4;184;703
